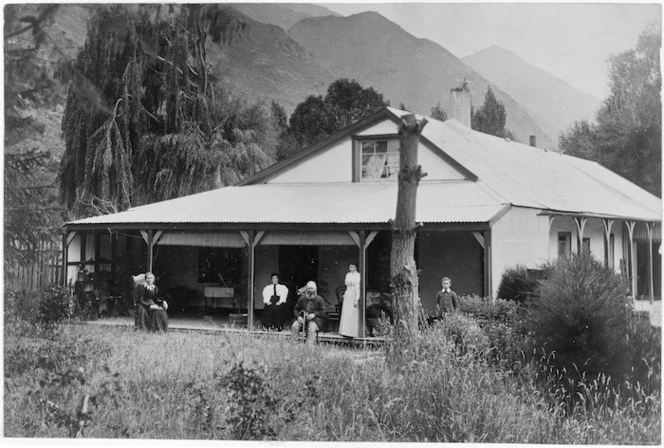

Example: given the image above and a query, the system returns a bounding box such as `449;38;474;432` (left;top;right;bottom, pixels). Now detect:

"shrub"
437;312;490;357
5;286;74;335
456;296;529;369
38;285;75;330
221;361;277;440
5;289;43;336
496;265;540;303
526;254;633;399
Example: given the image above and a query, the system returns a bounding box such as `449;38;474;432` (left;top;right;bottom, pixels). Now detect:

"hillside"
206;7;337;114
287;12;555;148
462;46;602;142
229;3;339;30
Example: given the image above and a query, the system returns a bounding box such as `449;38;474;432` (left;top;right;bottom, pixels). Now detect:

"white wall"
269;136;353;183
491;207;550;297
549;217;625;274
268;118;466;183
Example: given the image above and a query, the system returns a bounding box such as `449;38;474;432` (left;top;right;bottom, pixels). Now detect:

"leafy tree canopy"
59;4;277;217
559;26;661;197
471;86;514;139
281;78;389;157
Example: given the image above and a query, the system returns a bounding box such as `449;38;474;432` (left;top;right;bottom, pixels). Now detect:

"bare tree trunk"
390;114;428;344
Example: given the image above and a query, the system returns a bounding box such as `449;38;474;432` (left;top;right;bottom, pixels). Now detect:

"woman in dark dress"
136;272;168;331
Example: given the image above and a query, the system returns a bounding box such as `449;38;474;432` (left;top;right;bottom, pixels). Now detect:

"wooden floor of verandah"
85;315;386;347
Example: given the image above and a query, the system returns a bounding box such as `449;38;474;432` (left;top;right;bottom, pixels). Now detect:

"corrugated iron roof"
420;114;661;221
66;107;661;227
67;181;507;226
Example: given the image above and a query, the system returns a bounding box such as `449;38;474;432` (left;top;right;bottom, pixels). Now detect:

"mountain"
287;11;555;148
462;46;602;142
229;3;339;31
205;7;337;114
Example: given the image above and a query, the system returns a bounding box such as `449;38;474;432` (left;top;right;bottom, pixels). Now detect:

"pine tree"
430;102;448;121
471;86;514;139
4;4;65;272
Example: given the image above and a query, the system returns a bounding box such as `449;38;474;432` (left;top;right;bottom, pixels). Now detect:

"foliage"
471;86;515;139
526;254;634;397
4;4;65;273
496;265;541;303
58;5;276;217
434;312;490;357
221;361;277;440
430;102;448;121
559;26;661;197
37;285;75;330
3;324;660;443
283;78;389;153
5;286;75;337
457;295;530;369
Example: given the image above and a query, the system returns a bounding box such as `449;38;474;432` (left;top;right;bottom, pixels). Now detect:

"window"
361;140;399;180
558;232;571;259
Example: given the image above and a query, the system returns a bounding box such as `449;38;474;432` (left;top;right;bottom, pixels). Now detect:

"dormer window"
361;139;399;180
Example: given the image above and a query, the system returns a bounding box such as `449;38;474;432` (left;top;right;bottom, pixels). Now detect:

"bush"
496;265;540;303
5;286;74;335
457;296;529;370
38;285;74;330
526;254;633;397
436;312;490;357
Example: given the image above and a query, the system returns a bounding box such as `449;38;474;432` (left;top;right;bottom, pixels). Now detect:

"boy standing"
434;277;458;318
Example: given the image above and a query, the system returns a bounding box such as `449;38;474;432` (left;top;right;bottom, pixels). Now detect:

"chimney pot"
529;135;537;147
450;79;471;127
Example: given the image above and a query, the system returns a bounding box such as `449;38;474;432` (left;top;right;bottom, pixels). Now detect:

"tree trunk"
390;114;428;343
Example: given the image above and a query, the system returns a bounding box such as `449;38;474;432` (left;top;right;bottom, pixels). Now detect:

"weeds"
3;320;660;443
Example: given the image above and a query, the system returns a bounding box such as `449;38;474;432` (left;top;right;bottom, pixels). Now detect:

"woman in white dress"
338;263;361;338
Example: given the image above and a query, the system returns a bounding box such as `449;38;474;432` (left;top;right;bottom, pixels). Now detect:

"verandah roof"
65;181;507;227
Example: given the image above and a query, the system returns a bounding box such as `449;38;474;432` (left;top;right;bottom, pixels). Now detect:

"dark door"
278;246;319;292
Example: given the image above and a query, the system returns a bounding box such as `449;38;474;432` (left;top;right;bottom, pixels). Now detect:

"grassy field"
4;323;661;443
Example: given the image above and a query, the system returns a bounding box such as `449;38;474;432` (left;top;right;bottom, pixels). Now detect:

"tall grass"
4;323;660;443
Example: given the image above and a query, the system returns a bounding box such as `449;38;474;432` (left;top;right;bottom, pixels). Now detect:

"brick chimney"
450;79;471;127
529;135;537;147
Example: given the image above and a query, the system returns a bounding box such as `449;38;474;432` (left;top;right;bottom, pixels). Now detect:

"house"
62;86;662;335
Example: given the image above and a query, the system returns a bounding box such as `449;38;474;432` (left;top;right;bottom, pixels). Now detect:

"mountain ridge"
462;46;602;140
288;11;556;148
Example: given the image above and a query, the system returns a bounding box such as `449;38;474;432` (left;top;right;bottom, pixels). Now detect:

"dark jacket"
138;284;163;308
294;294;328;330
435;289;458;315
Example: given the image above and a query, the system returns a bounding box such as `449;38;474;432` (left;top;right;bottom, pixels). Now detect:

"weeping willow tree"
59;4;275;216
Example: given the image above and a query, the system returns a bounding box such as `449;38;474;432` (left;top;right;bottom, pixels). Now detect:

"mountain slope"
462;46;602;141
287;11;555;148
206;7;337;114
230;3;339;30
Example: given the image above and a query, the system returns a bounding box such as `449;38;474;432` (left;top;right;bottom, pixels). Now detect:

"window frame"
352;134;400;182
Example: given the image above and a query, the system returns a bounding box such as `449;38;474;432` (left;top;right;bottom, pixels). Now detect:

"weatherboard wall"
490;206;550;297
267;117;467;183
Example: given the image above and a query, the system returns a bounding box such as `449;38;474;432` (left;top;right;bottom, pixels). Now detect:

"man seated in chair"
290;281;327;345
135;272;169;332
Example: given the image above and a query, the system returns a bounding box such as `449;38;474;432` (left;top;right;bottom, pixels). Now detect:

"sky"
319;2;661;99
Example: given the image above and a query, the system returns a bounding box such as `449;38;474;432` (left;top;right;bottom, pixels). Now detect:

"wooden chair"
131;274;146;328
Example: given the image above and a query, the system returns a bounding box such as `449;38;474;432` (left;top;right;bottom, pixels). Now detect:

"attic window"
361;140;399;180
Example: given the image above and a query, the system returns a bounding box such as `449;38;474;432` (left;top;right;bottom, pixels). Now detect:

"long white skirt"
338;287;360;337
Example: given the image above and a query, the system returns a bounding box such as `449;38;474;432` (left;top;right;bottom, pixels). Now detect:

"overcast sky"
320;2;661;99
